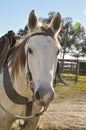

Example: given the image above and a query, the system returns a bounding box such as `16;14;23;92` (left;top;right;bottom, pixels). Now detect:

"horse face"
25;10;62;107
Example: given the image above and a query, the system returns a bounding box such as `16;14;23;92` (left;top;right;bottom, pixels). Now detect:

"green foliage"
72;22;80;30
60;18;86;56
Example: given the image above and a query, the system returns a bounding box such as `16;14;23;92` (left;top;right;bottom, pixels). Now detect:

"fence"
59;59;86;75
54;59;86;85
59;59;77;74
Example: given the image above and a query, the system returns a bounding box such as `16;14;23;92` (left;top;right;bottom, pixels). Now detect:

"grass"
54;75;86;102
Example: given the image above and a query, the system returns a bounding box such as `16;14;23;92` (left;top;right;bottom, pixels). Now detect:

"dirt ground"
37;95;86;130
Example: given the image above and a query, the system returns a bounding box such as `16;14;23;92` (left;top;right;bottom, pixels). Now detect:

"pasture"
37;75;86;130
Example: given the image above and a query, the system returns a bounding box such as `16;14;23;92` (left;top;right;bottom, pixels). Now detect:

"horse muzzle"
34;83;54;107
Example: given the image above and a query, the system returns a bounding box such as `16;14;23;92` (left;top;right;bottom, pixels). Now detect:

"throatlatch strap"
3;65;28;104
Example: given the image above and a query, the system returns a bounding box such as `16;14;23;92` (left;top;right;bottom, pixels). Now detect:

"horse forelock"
41;25;54;38
8;40;26;79
40;25;60;45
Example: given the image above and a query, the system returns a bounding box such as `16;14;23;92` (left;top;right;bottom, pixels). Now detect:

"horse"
0;10;62;130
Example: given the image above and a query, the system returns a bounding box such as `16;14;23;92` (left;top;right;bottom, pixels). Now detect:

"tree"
70;25;86;56
58;17;77;72
39;11;56;24
17;25;28;38
70;25;86;82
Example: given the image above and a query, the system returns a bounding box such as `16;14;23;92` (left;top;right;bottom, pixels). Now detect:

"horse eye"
28;47;33;54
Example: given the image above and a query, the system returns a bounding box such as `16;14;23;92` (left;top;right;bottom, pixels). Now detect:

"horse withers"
0;10;62;130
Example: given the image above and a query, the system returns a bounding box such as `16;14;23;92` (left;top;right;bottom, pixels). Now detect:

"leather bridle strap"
3;64;29;104
30;32;52;37
26;48;32;82
26;101;33;116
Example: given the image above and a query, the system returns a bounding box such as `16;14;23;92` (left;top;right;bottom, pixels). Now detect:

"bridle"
0;31;55;128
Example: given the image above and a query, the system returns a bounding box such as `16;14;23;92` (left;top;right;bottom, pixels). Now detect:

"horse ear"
28;10;38;31
49;12;62;34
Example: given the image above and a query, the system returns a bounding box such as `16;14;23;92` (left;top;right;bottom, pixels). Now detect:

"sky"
0;0;86;36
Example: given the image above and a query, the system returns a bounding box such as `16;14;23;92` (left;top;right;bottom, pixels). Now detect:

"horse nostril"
35;85;54;106
35;91;40;100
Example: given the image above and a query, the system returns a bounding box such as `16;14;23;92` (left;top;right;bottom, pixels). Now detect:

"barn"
59;53;86;75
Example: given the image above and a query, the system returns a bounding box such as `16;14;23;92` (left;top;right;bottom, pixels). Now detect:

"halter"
1;31;54;128
3;32;51;102
3;32;53;104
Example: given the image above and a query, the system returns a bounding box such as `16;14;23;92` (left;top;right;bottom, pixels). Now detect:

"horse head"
25;10;62;107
